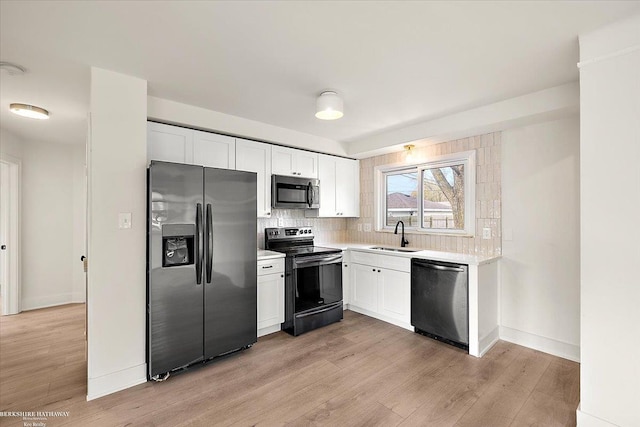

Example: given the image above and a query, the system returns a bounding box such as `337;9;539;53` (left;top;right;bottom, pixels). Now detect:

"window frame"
374;150;476;236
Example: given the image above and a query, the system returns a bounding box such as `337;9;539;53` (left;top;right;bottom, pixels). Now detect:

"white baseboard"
71;291;86;303
499;325;580;362
577;404;619;427
258;324;281;337
348;306;413;332
22;293;76;311
479;326;500;357
87;363;147;401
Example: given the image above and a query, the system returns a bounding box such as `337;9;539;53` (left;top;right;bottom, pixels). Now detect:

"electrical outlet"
482;227;491;239
364;223;372;232
357;223;363;232
277;217;284;227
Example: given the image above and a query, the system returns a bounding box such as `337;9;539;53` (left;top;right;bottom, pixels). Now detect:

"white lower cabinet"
378;268;411;324
351;263;379;312
257;258;285;337
349;254;411;330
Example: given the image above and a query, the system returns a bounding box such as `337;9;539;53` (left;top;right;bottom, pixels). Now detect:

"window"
376;151;475;235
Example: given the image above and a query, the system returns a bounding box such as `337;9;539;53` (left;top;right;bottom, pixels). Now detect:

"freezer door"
148;161;204;377
204;168;257;359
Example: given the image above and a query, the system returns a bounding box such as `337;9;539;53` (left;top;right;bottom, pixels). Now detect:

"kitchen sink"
369;246;420;253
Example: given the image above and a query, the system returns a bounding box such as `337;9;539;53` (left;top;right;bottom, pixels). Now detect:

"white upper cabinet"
272;146;318;179
235;138;272;218
147;122;194;164
193;130;235;169
147;123;235;170
318;154;360;217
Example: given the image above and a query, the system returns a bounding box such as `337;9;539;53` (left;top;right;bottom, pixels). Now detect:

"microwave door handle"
195;203;203;285
307;182;312;208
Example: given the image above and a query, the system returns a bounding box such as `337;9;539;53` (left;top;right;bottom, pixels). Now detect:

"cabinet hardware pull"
262;265;273;269
377;269;381;272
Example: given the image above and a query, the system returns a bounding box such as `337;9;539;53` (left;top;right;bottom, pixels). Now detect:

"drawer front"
258;259;284;276
351;250;379;266
350;251;410;273
377;255;410;273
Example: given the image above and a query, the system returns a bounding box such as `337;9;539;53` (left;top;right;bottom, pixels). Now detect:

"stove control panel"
265;227;313;240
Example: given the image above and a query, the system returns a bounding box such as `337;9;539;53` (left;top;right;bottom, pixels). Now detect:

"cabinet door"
147;122;193;163
193;130;236;169
336;158;359;217
378;269;411;323
257;272;284;329
318;154;337;217
236;138;272;218
271;146;297;177
296;151;318;179
350;263;378;312
272;146;318;178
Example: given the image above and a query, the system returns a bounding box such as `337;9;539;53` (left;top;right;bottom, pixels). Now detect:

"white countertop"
317;242;500;266
257;249;285;261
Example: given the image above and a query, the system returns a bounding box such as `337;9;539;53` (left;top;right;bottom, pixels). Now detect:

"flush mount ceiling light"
315;91;344;120
0;61;26;76
9;103;49;120
404;144;416;162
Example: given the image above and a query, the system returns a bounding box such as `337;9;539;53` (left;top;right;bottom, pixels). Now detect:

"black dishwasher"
411;259;469;350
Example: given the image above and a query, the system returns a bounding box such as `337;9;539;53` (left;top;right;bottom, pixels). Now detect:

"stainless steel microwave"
271;175;320;209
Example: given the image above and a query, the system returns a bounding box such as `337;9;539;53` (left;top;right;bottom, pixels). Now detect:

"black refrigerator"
147;161;257;380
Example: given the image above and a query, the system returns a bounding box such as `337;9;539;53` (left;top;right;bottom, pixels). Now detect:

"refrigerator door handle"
205;203;213;283
195;203;203;285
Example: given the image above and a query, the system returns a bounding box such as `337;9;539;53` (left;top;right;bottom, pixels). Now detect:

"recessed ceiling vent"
0;62;26;76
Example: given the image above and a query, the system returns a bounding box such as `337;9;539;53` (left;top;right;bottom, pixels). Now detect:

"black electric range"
265;227;343;335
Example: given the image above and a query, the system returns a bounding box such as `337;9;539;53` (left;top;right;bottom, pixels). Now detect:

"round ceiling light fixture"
315;91;344;120
9;103;49;120
0;62;26;76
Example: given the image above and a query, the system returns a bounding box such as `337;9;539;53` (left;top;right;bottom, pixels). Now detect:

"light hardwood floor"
0;304;579;426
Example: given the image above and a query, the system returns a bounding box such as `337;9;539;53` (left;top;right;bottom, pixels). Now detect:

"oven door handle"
295;302;343;318
293;254;343;269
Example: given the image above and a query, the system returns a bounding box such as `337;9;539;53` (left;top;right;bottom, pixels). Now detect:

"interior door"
203;168;257;359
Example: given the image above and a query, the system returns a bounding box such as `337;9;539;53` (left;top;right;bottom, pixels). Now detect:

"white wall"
87;67;147;400
501;117;580;361
1;127;85;310
0;128;24;159
578;14;640;427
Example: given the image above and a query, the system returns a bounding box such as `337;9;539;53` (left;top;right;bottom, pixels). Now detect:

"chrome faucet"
394;220;409;247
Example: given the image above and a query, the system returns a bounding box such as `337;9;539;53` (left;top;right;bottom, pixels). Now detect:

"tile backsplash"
257;209;347;249
346;132;502;257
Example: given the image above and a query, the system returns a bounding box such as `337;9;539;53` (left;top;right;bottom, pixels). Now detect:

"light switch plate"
482;227;491;239
357;223;363;232
364;223;372;232
119;212;132;229
277;217;284;227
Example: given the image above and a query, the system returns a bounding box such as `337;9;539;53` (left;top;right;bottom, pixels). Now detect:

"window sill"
376;228;475;238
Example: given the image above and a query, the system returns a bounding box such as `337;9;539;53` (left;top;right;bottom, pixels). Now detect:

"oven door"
292;253;343;313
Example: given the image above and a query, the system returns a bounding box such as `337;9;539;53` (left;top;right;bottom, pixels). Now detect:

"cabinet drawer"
258;259;284;276
350;251;411;273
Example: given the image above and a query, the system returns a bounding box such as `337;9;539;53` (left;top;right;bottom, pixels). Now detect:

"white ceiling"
1;1;638;147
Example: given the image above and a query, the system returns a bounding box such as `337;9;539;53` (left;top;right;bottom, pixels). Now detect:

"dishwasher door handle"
413;261;465;273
